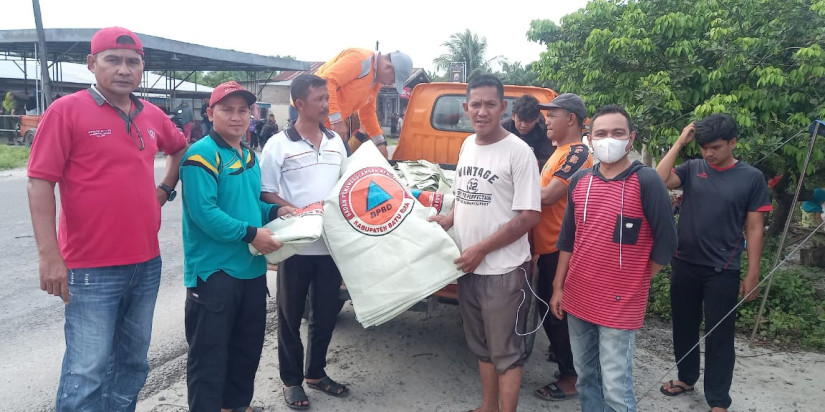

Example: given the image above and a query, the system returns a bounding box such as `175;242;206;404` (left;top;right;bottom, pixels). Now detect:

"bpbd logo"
339;167;414;236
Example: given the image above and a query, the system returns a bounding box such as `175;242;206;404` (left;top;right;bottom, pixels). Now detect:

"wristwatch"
158;183;177;202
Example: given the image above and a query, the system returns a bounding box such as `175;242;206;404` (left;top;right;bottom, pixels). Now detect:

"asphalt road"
0;159;190;411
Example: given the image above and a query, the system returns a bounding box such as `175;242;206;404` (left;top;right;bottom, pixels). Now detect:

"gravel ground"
138;276;825;412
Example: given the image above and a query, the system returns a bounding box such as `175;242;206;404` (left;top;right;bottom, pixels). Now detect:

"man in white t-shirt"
260;74;349;410
431;74;541;412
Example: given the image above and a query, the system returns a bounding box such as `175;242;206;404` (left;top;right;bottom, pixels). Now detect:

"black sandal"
535;382;578;401
660;380;694;397
283;386;310;410
307;376;349;397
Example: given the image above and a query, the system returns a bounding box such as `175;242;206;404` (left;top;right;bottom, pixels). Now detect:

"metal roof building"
0;28;310;106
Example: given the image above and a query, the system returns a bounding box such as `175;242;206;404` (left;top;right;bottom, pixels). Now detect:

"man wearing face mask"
549;105;677;412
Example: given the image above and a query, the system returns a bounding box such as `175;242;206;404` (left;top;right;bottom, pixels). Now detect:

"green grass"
0;145;30;170
647;262;825;351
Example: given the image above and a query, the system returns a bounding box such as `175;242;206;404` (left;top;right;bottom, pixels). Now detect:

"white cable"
583;173;594;224
637;219;825;404
514;266;551;337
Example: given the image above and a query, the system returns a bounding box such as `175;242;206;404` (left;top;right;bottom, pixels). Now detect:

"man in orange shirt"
315;48;412;159
532;93;593;402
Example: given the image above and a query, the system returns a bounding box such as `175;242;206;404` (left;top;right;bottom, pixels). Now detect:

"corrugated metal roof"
0;60;212;94
0;29;309;72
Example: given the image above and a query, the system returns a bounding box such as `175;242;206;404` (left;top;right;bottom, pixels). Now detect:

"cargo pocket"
184;278;227;345
612;215;642;245
185;286;226;313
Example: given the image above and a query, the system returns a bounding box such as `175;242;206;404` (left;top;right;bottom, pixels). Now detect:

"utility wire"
751;130;806;166
637;219;825;405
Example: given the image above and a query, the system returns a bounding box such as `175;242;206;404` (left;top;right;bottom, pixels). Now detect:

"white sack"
323;142;464;327
249;202;324;264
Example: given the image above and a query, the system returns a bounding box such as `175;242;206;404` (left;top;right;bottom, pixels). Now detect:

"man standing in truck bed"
315;48;412;159
501;94;555;170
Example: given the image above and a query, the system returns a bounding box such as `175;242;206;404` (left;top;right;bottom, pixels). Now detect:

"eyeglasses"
126;117;145;151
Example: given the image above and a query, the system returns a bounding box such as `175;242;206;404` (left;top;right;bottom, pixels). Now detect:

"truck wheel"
24;129;35;147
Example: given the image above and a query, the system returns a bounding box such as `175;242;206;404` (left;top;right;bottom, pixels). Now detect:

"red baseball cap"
210;81;257;107
90;27;144;56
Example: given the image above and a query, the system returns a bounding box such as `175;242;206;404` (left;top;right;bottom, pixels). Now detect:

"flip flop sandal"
283;386;310;410
307;376;349;398
535;382;578;401
660;380;695;397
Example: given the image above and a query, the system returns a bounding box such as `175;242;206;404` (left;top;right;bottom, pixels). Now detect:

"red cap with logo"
209;81;257;107
91;27;144;56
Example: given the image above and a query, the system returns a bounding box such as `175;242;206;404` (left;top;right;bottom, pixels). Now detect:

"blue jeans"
567;313;637;412
56;255;162;412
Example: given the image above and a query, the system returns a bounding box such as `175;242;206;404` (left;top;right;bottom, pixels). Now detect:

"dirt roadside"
136;272;825;412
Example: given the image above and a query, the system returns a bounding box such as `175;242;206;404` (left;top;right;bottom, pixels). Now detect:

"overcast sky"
4;0;590;74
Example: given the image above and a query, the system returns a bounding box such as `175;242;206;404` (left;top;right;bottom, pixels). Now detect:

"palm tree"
433;29;499;76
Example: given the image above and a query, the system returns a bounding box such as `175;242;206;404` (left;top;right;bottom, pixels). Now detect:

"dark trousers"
536;252;577;378
277;254;344;386
185;271;267;412
670;258;740;409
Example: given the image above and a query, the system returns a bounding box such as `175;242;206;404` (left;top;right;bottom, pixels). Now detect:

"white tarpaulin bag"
249;202;324;264
323;142;464;327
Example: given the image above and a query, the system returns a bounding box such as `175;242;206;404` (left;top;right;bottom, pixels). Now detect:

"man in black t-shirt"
501;94;555;170
655;114;772;412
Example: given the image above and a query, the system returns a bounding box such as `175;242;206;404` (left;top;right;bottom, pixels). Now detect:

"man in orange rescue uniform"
315;48;412;159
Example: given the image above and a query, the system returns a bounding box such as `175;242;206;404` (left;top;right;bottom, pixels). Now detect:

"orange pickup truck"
0;114;40;147
392;82;558;164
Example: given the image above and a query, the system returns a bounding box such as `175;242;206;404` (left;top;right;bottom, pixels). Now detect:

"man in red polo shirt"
27;27;187;411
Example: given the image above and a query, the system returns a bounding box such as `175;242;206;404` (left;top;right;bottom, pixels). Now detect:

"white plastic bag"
249;202;324;264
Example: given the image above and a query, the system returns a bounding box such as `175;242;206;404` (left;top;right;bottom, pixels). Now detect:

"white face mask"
592;137;630;163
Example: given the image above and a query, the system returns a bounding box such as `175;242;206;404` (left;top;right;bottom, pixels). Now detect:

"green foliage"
530;0;825;216
0;145;30;170
737;265;825;349
646;261;825;350
200;71;245;87
496;61;556;88
154;71;260;88
428;70;448;82
647;267;674;320
433;29;499;76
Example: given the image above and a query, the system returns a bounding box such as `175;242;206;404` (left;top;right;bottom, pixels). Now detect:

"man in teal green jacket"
180;81;285;412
